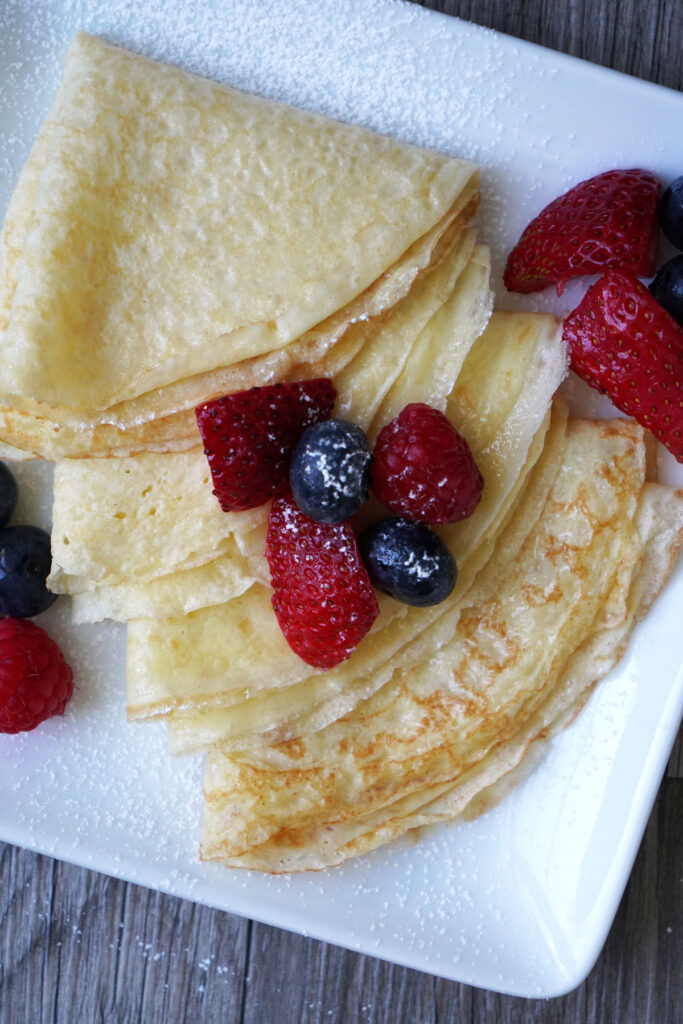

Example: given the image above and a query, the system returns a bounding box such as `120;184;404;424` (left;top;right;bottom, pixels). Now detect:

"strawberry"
504;169;660;295
564;270;683;461
0;618;74;734
371;403;483;524
266;494;379;669
196;379;336;512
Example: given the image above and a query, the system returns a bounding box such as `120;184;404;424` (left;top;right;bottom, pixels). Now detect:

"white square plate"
0;0;681;998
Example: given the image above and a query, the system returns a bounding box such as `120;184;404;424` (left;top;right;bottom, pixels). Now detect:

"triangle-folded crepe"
123;309;566;723
0;31;479;452
48;238;492;617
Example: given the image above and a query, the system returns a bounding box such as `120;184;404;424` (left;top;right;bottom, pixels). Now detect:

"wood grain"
1;2;681;1022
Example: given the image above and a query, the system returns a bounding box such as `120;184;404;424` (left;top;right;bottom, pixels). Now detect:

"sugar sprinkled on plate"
1;0;682;998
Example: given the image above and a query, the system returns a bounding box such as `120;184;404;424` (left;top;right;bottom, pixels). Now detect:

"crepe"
166;399;567;755
0;31;480;462
201;419;683;871
68;542;263;624
123;309;565;721
215;482;683;872
336;242;491;434
0;209;477;460
49;238;492;615
48;448;267;589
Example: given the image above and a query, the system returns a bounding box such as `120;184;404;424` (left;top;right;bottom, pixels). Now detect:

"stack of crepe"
4;34;682;872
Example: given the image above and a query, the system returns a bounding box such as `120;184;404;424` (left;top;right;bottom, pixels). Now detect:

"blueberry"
290;418;372;523
359;517;456;607
0;525;57;618
650;254;683;326
660;175;683;250
0;461;18;528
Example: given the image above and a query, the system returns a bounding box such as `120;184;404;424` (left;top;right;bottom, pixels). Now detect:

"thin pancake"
126;311;566;720
49;448;268;588
0;32;479;414
69;542;264;624
216;481;683;872
1;200;477;438
200;419;653;866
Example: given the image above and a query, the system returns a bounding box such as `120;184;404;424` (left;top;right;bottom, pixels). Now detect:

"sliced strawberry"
564;270;683;461
196;379;336;512
504;169;660;295
266;494;379;669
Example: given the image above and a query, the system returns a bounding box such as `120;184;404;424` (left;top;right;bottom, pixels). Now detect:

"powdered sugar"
1;0;519;287
2;0;683;997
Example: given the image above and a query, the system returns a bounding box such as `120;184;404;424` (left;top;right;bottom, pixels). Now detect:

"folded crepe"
49;238;493;617
117;309;564;721
0;32;480;457
200;420;683;871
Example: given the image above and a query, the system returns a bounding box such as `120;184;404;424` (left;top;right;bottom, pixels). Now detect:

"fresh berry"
504;169;660;295
290;418;372;523
564;270;683;461
660;175;683;250
0;618;74;734
0;525;57;618
359;517;457;607
372;403;483;525
196;378;336;512
266;494;379;669
0;461;18;528
650;255;683;326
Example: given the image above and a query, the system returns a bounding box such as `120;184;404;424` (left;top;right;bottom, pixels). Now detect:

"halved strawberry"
266;494;379;669
563;270;683;461
196;379;336;512
504;169;660;295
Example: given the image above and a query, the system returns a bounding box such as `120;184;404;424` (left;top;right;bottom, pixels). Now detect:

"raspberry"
266;494;379;669
372;403;483;524
196;378;336;512
0;618;74;734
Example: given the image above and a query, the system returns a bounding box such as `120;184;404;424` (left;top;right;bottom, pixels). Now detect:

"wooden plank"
0;848;249;1023
242;924;438;1024
416;0;683;91
147;780;678;1023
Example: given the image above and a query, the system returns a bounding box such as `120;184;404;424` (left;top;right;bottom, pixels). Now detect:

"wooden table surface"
1;2;682;1021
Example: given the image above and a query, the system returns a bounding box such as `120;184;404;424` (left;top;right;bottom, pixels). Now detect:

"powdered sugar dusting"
1;0;519;292
2;0;682;998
